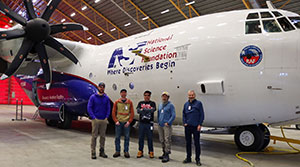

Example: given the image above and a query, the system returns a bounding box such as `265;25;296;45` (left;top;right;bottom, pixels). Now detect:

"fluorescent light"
97;33;103;36
70;12;76;17
95;0;101;3
142;16;149;20
32;0;37;3
87;37;92;40
81;6;87;11
18;10;22;15
124;23;131;27
185;1;195;6
61;18;66;22
161;9;169;14
110;28;116;32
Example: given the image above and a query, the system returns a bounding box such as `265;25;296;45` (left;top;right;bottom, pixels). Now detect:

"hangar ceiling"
3;0;300;45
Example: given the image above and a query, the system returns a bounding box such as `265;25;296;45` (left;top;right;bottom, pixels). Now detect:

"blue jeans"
138;122;153;152
115;122;130;152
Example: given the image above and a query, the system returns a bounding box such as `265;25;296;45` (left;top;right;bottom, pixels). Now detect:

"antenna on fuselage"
266;1;276;9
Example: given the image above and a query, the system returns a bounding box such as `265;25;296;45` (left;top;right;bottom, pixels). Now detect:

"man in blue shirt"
157;91;176;163
182;90;204;166
87;82;111;159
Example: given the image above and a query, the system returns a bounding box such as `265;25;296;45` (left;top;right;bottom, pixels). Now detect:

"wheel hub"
25;18;50;42
240;130;255;146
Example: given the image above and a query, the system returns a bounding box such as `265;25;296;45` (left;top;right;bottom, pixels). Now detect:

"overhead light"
124;23;131;27
97;33;103;36
110;28;116;32
61;18;66;22
87;37;92;40
185;1;195;6
70;12;76;17
81;6;87;11
32;0;37;3
142;16;149;20
95;0;101;3
161;9;169;14
18;10;23;15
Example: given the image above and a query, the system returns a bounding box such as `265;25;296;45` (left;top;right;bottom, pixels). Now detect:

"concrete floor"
0;105;300;167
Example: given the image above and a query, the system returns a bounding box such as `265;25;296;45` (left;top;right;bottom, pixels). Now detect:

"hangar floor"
0;105;300;167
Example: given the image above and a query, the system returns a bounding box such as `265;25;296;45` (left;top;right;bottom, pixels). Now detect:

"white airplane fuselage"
43;9;300;127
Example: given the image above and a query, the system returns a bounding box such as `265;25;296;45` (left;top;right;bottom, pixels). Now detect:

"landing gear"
57;105;72;129
234;124;270;151
296;124;300;130
45;119;58;127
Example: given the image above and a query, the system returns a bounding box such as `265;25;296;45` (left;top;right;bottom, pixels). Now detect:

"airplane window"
262;20;281;32
245;21;261;34
277;17;295;31
247;13;259;19
261;12;273;18
272;11;282;17
288;17;300;29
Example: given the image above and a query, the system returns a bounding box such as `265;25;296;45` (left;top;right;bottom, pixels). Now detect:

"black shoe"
99;151;108;158
196;160;202;166
183;158;192;163
113;152;120;158
91;152;96;159
162;154;169;163
124;152;130;158
159;152;165;159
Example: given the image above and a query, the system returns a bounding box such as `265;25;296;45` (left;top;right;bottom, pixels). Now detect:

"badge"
150;126;153;130
188;106;191;110
161;109;164;113
125;105;128;110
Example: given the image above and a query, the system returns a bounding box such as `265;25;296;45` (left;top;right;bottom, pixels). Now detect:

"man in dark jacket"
87;82;111;159
136;90;156;158
182;90;204;166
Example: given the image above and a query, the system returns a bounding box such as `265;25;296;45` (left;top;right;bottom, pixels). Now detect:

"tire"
45;119;58;127
57;106;72;129
296;124;300;130
234;125;265;151
259;124;270;150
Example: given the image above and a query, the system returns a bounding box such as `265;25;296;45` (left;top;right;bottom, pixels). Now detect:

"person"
136;90;156;158
112;89;134;158
182;90;204;166
87;82;111;159
157;91;176;163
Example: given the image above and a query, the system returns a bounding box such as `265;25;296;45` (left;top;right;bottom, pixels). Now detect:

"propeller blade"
0;2;27;26
23;0;37;19
41;0;61;21
1;38;34;79
0;29;25;40
44;37;79;64
35;43;52;83
50;23;88;35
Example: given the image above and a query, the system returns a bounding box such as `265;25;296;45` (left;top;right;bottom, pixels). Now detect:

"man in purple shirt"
87;82;111;159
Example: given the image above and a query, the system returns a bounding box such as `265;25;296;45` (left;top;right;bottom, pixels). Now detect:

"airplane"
0;0;300;152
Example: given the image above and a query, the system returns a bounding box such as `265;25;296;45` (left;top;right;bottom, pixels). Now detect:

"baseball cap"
161;91;170;97
98;82;105;87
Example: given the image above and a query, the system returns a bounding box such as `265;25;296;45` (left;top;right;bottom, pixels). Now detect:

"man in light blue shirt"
157;91;176;163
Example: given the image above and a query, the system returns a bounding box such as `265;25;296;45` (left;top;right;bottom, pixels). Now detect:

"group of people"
87;82;205;166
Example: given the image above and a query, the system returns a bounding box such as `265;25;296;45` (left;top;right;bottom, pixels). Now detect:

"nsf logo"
240;45;263;67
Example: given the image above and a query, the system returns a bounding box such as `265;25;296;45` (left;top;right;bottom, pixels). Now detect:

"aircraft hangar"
1;0;300;167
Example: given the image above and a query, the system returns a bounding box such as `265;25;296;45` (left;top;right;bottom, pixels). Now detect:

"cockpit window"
247;13;259;19
262;20;281;32
272;11;282;17
246;21;261;34
261;12;273;18
288;17;300;29
277;17;295;31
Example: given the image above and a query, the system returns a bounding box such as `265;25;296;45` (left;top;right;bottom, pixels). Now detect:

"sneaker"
196;160;202;166
137;151;143;158
124;152;130;158
162;154;169;163
183;158;192;163
91;152;96;159
149;152;154;159
113;152;120;158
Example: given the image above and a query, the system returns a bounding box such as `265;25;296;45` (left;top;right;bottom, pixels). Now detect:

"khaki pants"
91;119;108;153
158;125;172;153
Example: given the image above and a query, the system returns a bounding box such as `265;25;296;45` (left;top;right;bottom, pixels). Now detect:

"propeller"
0;0;87;87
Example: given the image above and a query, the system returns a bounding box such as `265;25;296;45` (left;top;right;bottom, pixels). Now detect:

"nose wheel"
234;124;270;151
